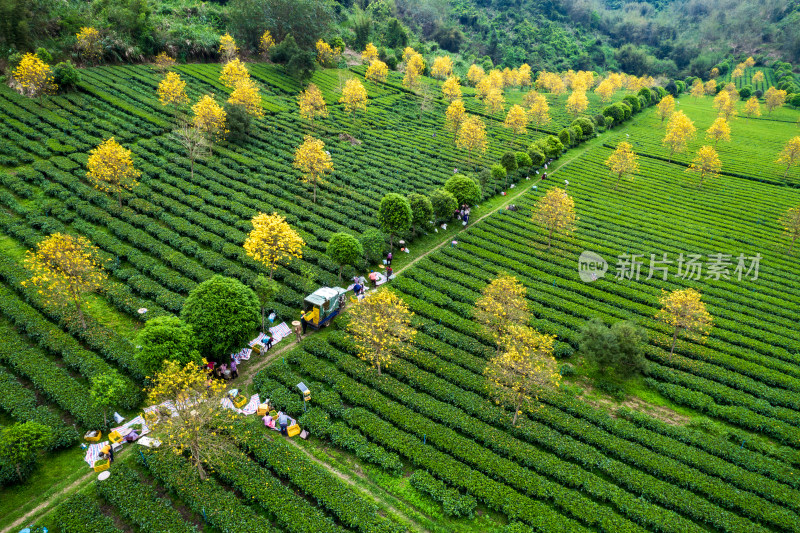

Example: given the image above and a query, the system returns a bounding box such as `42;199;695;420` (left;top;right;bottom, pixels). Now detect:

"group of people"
454;204;471;225
206;358;239;380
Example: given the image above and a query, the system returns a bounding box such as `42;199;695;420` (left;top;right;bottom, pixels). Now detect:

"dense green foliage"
134;315;202;374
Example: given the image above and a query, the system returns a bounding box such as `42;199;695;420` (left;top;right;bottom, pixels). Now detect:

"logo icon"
578;251;608;282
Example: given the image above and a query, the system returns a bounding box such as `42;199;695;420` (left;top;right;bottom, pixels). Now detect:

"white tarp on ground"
221;393;260;415
84;441;108;468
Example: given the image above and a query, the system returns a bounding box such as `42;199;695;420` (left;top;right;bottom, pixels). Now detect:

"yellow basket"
84;431;102;443
108;430;123;444
256;404;269;416
93;459;110;472
287;424;301;438
232;395;248;409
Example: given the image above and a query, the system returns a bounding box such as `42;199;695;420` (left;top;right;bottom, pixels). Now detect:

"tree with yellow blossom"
656;288;713;356
594;79;614;102
220;58;249;89
605;141;639;189
705;117;731;147
744;56;755;68
534;188;577;249
687;145;722;187
704;79;717;96
657;94;675;125
517;64;532;89
361;42;378;63
244;212;305;278
294;135;333;203
441;76;462;102
751;70;764;85
340;78;368;124
690;79;704;100
23;233;107;329
431;56;454;79
86;137;140;208
456;115;488;167
475;77;492;100
445;99;466;135
145;360;228;480
486;325;560;425
565;90;588;116
316;39;341;68
12;53;56;98
484;88;505;114
780;206;800;253
153;52;176;73
365;60;388;83
662;110;696;162
192;95;228;142
76;27;102;64
744;96;761;118
710;67;720;78
525;92;551;132
218;33;238;62
347;290;416;376
259;30;276;58
765;87;787;114
466;64;485;86
713;90;737;120
228;78;263;118
298;83;328;128
504;104;528;136
401;46;417;63
777;136;800;181
157;71;188;108
474;274;529;350
403;53;424;91
731;66;744;80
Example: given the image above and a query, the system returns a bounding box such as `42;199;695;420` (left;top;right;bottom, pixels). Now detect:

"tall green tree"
408;193;433;236
326;232;363;281
359;228;386;267
0;421;51;482
135;316;202;375
578;318;647;378
430;188;458;223
181;275;260;363
253;274;279;332
90;370;127;427
377;193;412;250
444;174;482;206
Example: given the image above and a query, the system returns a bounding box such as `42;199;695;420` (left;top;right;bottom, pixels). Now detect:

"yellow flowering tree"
752;70;765;85
347;290;416;375
765;87;787;114
525;92;551;132
744;96;761;118
153;52;176;73
662;110;696;162
431;56;453;79
710;67;720;78
192;95;228;142
534;188;577;249
466;64;485;86
361;42;378;63
486;325;560;425
401;46;417;63
704;79;717;96
777;136;800;181
86;137;140;208
484;88;505;115
690;79;704;100
594;79;614;102
517;63;532;89
403;53;424;91
687;145;722;187
455;115;487;168
441;76;462;102
220;58;249;89
316;39;341;67
731;66;744;79
504;104;528;136
76;27;102;64
565;90;588;116
298;83;328;128
605;141;639;189
657;94;675;125
12;53;56;99
705;117;731;146
146;360;228;480
713;90;737;120
259;30;276;58
244;212;305;278
157;72;188;108
656;288;713;356
228;77;263;118
780;206;800;253
744;56;755;68
475;77;492;100
474;274;529;350
445;99;466;135
340;78;368;117
23;233;107;329
365;60;388;83
218;33;238;62
294;135;333;203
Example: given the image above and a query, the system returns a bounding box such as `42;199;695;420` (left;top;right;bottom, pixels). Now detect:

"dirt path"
283;438;428;532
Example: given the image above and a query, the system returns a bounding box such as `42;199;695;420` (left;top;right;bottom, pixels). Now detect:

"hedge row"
409;470;477;518
54;494;118;533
